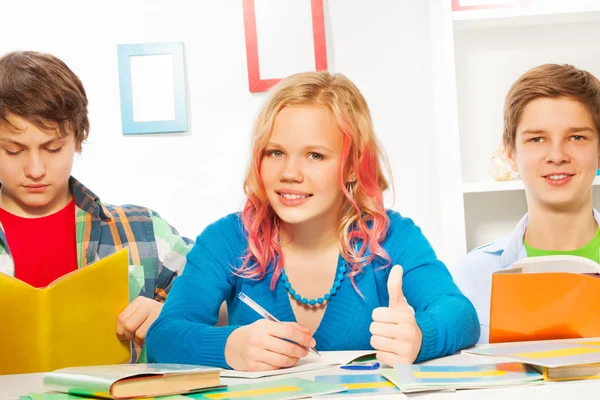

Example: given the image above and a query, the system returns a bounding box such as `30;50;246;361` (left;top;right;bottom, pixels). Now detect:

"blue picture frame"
117;42;188;135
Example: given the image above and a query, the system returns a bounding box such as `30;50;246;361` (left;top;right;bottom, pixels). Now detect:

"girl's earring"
346;178;357;197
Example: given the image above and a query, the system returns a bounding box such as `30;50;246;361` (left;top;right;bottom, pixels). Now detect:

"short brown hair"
0;51;89;151
503;64;600;150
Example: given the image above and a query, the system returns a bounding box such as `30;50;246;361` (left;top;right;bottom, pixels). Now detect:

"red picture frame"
451;0;534;12
242;0;328;93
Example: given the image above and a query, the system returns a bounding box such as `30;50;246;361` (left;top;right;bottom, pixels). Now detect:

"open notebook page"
220;350;375;378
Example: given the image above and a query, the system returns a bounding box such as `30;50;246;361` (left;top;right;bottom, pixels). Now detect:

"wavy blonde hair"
239;71;392;290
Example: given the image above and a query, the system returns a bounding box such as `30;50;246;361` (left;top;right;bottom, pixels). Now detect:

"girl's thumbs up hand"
369;265;422;365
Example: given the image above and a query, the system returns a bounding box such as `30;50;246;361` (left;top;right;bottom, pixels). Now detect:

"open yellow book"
0;249;131;375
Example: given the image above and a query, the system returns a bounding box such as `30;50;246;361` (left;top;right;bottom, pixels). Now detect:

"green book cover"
185;377;345;400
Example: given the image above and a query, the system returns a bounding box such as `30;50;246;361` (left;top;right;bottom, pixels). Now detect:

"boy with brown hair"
451;64;600;343
0;51;193;361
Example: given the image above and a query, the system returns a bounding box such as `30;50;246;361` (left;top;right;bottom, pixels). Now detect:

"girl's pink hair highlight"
238;72;393;290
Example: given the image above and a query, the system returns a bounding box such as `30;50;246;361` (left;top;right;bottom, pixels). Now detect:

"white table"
2;353;599;400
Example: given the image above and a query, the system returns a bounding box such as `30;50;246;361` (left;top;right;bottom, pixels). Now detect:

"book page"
220;350;375;378
502;255;600;274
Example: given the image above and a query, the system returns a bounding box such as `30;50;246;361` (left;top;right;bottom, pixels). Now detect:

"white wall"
0;1;443;260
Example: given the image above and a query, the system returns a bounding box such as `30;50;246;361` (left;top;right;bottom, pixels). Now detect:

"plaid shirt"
0;177;194;362
0;177;194;302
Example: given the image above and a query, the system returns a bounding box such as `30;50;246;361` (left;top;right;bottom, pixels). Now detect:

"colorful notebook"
182;377;344;400
380;362;543;393
0;249;131;374
314;373;400;397
26;378;338;400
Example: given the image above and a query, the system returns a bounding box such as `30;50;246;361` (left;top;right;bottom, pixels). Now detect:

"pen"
237;292;321;356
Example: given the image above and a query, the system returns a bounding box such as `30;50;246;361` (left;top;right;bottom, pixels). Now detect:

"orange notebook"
489;255;600;344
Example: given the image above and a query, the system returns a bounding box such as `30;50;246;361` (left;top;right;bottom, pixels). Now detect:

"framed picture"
452;0;533;11
117;42;188;135
242;0;328;93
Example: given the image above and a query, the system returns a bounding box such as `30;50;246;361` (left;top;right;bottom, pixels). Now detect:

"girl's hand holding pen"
224;320;316;371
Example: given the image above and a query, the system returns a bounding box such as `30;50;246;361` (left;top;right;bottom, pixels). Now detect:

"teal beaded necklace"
281;263;347;306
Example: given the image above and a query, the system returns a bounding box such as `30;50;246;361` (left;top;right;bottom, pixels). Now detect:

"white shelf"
453;2;600;30
428;0;600;263
463;176;600;194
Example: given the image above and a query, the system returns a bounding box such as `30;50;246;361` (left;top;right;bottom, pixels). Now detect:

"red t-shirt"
0;198;78;288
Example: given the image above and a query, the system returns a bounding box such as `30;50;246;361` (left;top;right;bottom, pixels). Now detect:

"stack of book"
377;338;600;394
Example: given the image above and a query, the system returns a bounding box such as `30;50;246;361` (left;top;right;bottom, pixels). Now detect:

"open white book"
220;350;375;378
502;254;600;274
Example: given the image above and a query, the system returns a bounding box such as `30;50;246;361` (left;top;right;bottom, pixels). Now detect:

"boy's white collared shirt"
451;209;600;344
